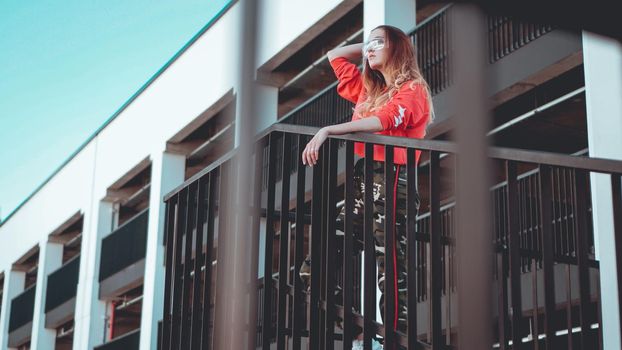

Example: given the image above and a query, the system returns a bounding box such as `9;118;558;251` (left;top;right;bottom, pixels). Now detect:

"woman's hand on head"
302;127;330;166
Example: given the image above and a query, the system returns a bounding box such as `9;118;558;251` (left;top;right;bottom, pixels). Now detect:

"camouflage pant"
301;158;420;333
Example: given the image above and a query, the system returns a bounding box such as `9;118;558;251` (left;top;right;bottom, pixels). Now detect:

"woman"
301;25;432;348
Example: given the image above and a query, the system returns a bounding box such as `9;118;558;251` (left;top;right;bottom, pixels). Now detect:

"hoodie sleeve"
329;57;363;103
373;83;428;131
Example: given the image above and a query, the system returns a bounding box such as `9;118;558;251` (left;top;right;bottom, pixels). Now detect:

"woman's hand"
302;127;330;166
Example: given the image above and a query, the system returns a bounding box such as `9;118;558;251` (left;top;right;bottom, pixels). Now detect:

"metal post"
452;4;493;349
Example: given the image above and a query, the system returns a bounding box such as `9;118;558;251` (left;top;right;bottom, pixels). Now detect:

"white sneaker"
352;340;364;350
351;339;383;350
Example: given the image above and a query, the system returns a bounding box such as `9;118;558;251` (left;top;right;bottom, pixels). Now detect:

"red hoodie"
330;56;430;165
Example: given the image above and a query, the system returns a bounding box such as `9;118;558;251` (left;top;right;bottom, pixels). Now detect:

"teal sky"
0;0;230;222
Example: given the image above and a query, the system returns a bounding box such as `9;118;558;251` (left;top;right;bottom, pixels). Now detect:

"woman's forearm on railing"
327;43;363;62
325;117;383;135
302;117;382;166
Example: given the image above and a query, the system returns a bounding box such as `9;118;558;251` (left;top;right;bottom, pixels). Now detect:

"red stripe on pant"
392;165;400;331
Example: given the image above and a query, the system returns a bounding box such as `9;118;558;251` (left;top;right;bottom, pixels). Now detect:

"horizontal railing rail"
99;208;149;282
160;123;620;350
45;254;81;312
8;285;36;332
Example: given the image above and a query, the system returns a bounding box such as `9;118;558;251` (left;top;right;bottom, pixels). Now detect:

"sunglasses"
362;38;385;55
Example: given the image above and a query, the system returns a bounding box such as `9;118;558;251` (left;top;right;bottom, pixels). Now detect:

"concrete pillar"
583;31;622;350
30;241;63;350
363;0;417;39
72;201;114;350
0;270;25;350
139;150;185;350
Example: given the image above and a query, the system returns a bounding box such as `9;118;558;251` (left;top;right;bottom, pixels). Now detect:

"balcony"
45;254;80;328
8;285;36;348
158;122;621;349
99;209;148;299
93;329;140;350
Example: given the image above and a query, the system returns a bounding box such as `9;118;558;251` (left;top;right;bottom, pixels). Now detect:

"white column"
72;202;114;350
583;31;622;350
0;270;25;350
363;0;417;38
30;241;63;350
139;150;185;350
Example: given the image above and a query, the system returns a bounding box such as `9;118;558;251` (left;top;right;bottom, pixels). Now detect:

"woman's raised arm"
327;43;363;62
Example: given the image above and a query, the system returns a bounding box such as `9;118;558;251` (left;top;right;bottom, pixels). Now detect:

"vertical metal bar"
292;136;306;350
384;146;397;350
262;134;279;350
612;174;622;341
181;183;198;349
497;247;509;350
191;177;208;349
407;149;418;350
213;162;232;349
309;143;324;350
531;257;540;350
574;169;592;349
551;168;565;259
495;180;509;350
277;134;292;350
171;189;189;350
429;151;443;349
201;172;217;350
444;209;452;346
363;143;376;350
343;141;355;349
506;161;524;350
319;146;328;349
162;195;178;350
560;169;574;350
248;141;265;350
538;165;556;349
324;138;338;350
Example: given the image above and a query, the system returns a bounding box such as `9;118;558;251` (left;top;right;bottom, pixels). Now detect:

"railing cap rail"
164;123;622;201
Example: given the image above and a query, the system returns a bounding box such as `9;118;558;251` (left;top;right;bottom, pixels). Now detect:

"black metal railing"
8;285;36;332
488;15;554;63
99;209;149;282
94;329;140;350
413;4;453;95
45;254;80;312
159;123;621;349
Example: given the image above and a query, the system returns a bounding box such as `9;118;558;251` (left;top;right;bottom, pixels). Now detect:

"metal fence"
45;254;80;312
159;123;621;349
487;16;554;63
8;285;36;332
99;209;149;282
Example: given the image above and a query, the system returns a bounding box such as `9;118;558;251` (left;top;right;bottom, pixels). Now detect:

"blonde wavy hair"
356;25;434;124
